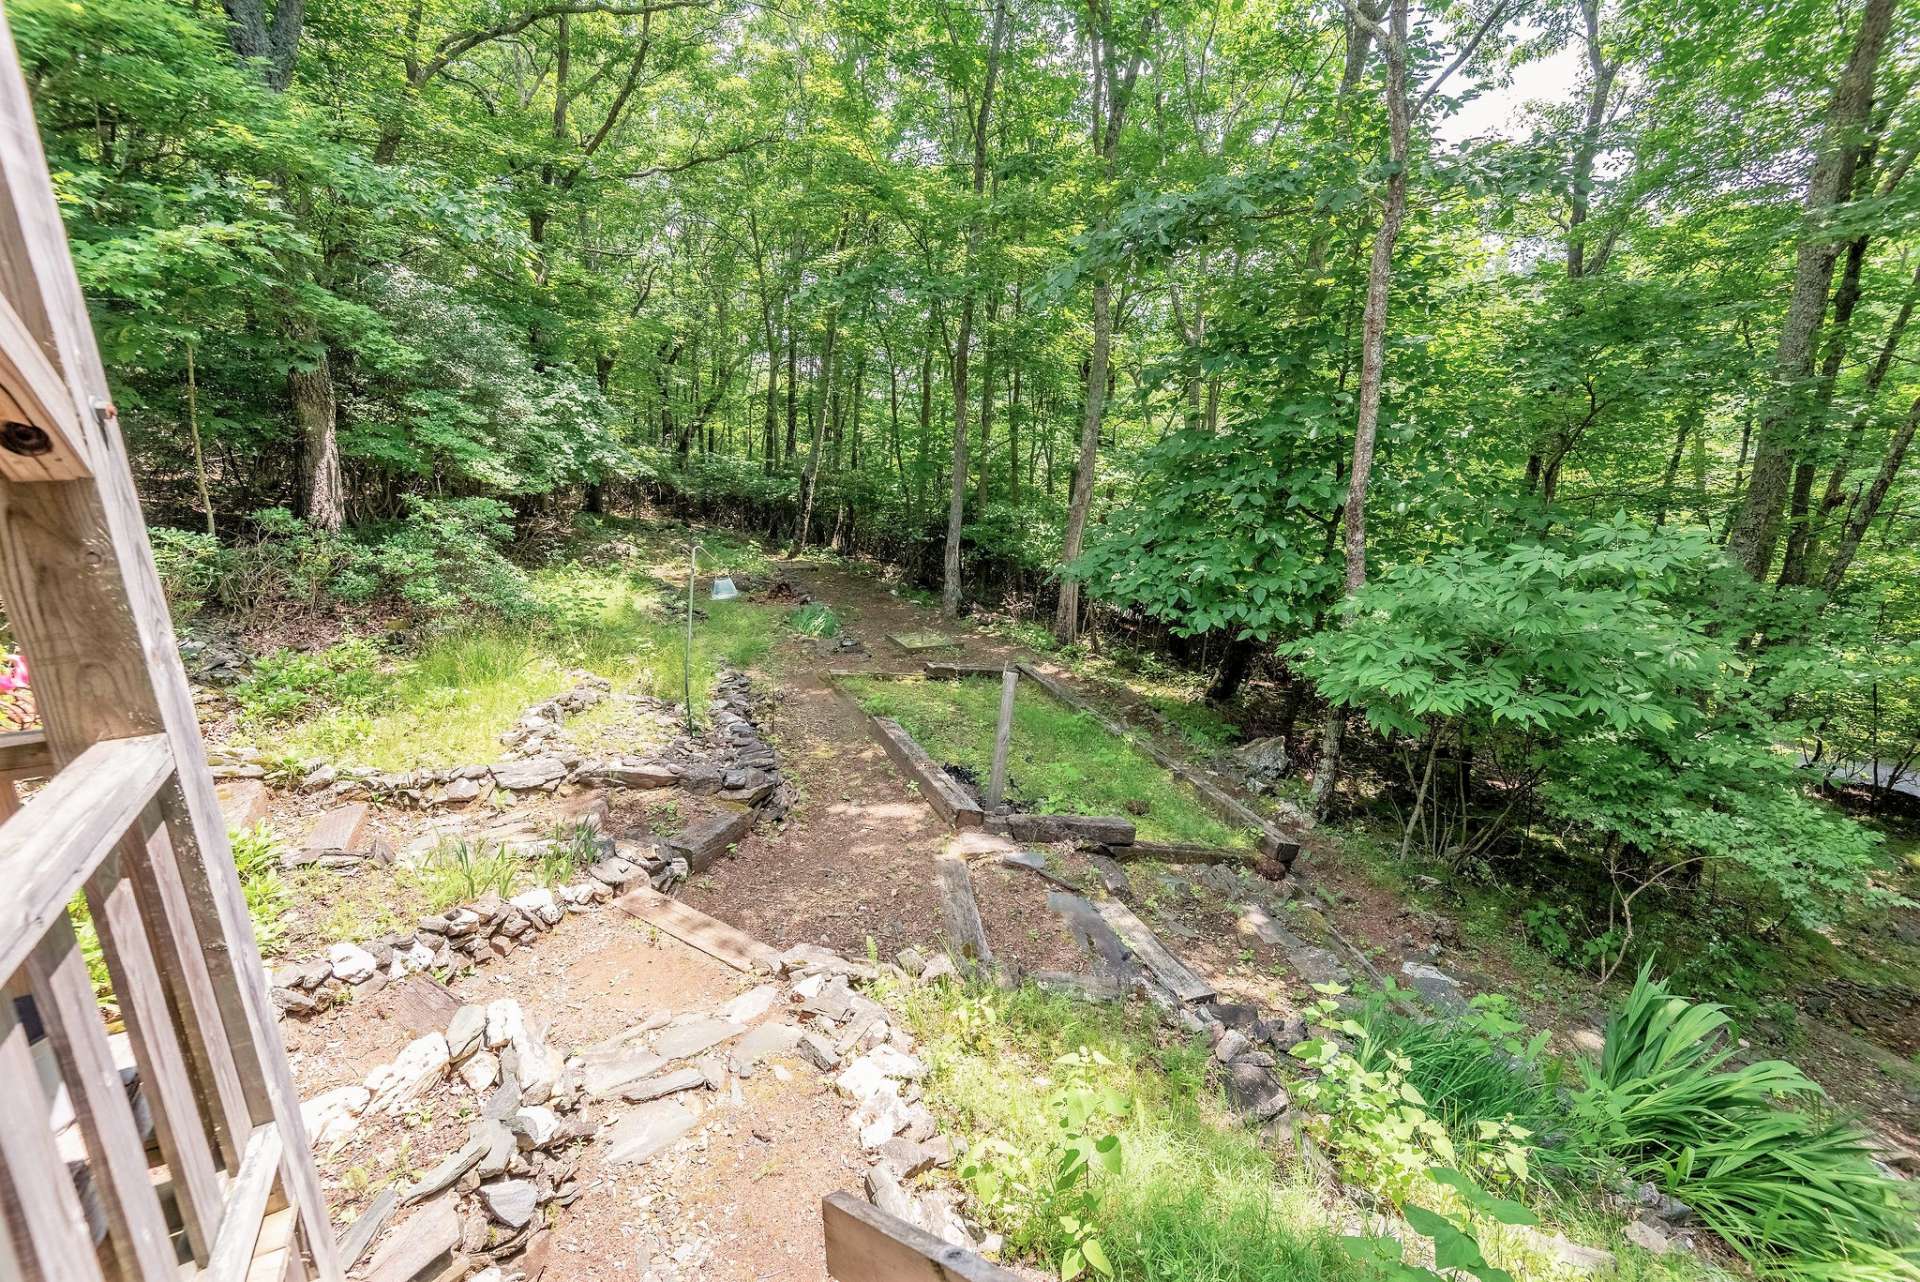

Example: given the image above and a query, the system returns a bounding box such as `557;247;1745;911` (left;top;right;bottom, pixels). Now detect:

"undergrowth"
843;675;1254;847
891;979;1354;1281
233;561;776;769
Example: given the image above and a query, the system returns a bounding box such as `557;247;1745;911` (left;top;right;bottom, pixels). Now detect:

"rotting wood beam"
823;1191;1024;1282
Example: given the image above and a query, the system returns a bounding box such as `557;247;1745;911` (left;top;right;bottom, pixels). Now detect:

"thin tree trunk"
1054;277;1112;642
185;343;216;536
1726;0;1895;580
1310;0;1412;821
942;0;1010;617
1821;395;1920;592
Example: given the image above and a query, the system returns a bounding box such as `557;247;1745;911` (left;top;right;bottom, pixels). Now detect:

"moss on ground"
842;674;1254;848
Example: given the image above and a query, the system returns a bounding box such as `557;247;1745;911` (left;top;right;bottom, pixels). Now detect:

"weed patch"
240;563;776;769
844;676;1254;847
892;980;1351;1281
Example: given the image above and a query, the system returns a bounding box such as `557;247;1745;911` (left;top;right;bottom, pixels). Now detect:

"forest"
10;0;1920;1276
20;0;1920;949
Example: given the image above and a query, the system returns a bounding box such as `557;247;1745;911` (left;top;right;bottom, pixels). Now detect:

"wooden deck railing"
0;9;339;1280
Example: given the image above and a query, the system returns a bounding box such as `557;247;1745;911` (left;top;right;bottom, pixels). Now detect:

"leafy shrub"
233;638;383;725
229;821;293;956
1572;967;1919;1278
1292;986;1534;1200
151;526;227;619
156;499;535;626
1358;993;1569;1174
367;496;536;620
961;1045;1131;1280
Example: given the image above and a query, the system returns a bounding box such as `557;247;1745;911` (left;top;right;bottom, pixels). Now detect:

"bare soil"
272;547;1920;1282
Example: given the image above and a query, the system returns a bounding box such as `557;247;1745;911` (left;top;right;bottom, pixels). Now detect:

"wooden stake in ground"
986;668;1017;810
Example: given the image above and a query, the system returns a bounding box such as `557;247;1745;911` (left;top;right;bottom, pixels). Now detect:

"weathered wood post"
986;667;1017;810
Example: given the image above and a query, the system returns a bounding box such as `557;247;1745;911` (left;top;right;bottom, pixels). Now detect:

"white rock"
364;1033;450;1115
406;941;436;971
485;999;525;1050
457;1049;500;1093
835;1057;890;1103
512;1106;561;1150
852;1084;911;1148
301;1084;370;1147
858;1046;926;1081
329;942;378;984
720;984;781;1025
790;973;827;1001
509;888;562;928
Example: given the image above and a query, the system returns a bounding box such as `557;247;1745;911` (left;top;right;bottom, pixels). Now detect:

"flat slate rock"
359;1193;458;1282
217;778;270;831
730;1022;802;1071
653;1018;745;1061
302;802;370;858
583;1050;666;1098
603;1099;699;1166
618;1067;709;1102
336;1189;398;1271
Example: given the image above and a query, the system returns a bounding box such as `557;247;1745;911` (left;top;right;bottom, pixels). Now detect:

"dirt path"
679;561;1088;978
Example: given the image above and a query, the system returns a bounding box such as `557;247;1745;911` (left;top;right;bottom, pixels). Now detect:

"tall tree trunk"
1309;0;1412;821
1054;276;1113;642
1726;0;1895;580
1054;1;1143;643
291;339;345;531
942;0;1010;617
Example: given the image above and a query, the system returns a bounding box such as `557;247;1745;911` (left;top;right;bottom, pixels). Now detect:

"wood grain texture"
0;733;171;980
985;668;1016;810
130;804;253;1170
86;860;223;1263
0;726;50;774
0;997;109;1282
24;917;178;1282
934;849;994;970
0;291;88;480
822;1192;1022;1282
0;14;343;1270
613;885;782;973
1094;897;1215;1002
206;1125;283;1282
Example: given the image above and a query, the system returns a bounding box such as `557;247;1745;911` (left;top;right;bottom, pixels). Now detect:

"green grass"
790;602;841;637
843;675;1255;847
251;564;776;770
892;980;1355;1282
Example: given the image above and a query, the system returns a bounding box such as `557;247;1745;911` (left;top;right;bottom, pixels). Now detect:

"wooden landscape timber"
614;885;783;974
0;11;340;1277
864;714;984;829
1014;662;1301;866
984;811;1136;847
1095;838;1249;866
822;1191;1024;1282
933;846;996;972
921;662;1010;680
1093;897;1216;1003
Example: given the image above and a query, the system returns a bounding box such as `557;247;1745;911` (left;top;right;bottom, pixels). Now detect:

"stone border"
269;671;784;1018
